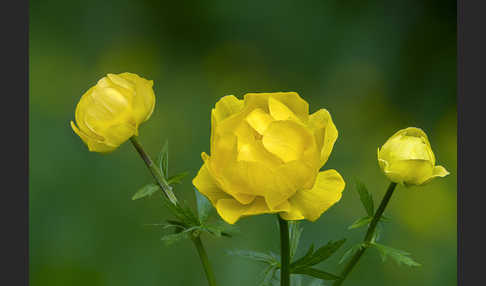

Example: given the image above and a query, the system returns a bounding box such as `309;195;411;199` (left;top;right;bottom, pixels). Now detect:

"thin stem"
129;137;178;205
192;236;218;286
278;215;291;286
333;182;397;286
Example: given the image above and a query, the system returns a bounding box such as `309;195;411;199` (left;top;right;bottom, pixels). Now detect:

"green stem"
333;182;397;286
192;236;218;286
129;137;178;205
278;215;291;286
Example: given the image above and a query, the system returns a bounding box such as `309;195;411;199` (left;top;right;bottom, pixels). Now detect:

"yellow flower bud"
70;72;156;153
193;92;345;224
377;127;449;186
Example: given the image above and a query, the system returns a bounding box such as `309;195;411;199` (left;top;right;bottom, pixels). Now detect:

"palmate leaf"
370;242;421;267
132;183;160;200
355;180;374;216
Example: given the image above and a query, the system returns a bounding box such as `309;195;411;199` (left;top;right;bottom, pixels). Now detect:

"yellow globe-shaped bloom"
70;72;156;153
377;127;449;186
193;92;345;224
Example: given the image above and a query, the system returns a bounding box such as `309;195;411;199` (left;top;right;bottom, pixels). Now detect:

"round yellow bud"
377;127;449;186
193;92;345;224
70;72;156;153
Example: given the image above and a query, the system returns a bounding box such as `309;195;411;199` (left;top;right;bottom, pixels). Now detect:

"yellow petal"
379;127;435;164
268;97;300;122
262;120;314;163
308;109;338;167
269;92;309;123
216;197;290;224
245;108;274;135
118;72;156;124
283;169;345;222
192;161;232;206
417;165;450;185
213;95;244;123
384;159;435;186
70;121;116;153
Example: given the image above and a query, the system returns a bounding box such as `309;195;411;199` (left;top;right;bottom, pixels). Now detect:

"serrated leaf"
168;171;189;185
158;140;169;179
356;180;374;216
289;221;304;259
132;183;160;200
228;250;279;265
348;216;372;229
194;187;213;223
292;267;340;280
303;239;346;267
339;244;363;264
371;243;421;267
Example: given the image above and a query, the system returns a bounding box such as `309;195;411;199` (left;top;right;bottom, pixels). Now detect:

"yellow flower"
193;92;345;224
70;72;156;153
377;127;449;186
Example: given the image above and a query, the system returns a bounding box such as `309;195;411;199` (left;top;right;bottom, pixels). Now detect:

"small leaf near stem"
332;182;397;286
129;137;178;205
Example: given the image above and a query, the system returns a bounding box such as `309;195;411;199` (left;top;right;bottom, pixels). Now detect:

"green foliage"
131;183;160;200
292;267;340;281
356;179;374;216
347;216;372;229
291;239;346;269
339;243;364;264
158;140;169;179
167;171;189;185
194;187;213;223
289;221;304;259
370;243;421;267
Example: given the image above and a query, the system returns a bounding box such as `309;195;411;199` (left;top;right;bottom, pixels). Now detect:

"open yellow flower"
377;127;449;186
70;72;156;153
193;92;345;224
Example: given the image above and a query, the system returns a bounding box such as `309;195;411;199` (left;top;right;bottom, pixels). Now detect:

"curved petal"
213;95;244;123
268;97;301;123
269;92;309;123
384;159;435;186
417;165;450;185
192;161;232;206
379;127;434;163
118;72;156;124
245;108;274;135
70;121;117;153
282;169;345;222
216;197;290;224
262;120;315;163
308;109;338;167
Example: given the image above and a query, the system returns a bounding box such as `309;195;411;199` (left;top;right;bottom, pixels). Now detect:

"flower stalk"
193;236;218;286
129;137;178;205
333;182;397;286
278;215;291;286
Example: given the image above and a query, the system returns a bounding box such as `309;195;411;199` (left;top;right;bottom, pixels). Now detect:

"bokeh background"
29;0;456;285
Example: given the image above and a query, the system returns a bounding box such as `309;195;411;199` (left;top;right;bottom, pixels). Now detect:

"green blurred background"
29;0;456;285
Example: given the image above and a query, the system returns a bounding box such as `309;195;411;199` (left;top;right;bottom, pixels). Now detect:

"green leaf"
167;171;189;185
228;250;279;266
356;180;374;216
291;244;314;268
339;244;363;264
158;140;169;179
194;187;213;223
292;267;340;281
202;220;239;237
303;239;346;267
132;183;160;200
370;243;421;267
347;216;372;229
160;231;191;246
260;264;278;286
289;221;304;259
